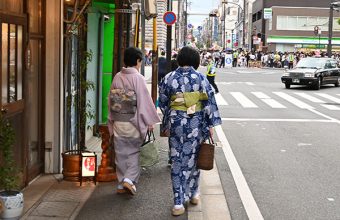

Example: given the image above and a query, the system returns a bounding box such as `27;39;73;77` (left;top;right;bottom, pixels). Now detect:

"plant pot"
62;150;81;182
0;191;24;219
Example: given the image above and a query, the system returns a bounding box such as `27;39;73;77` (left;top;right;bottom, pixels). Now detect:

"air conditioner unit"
145;0;158;20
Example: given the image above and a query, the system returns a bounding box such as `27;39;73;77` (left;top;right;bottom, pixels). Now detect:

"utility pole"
185;0;188;46
328;3;334;57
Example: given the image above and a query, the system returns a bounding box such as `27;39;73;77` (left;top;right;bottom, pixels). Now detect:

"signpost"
225;54;233;68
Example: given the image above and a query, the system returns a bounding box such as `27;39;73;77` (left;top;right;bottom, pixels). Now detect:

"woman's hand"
209;127;214;137
148;125;154;131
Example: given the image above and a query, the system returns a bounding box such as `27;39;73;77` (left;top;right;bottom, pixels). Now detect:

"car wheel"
314;77;321;90
335;77;340;87
285;83;290;89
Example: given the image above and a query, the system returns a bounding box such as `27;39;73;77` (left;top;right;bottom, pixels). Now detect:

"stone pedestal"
97;125;117;182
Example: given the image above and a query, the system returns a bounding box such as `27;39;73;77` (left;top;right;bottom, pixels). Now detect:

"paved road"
212;67;340;220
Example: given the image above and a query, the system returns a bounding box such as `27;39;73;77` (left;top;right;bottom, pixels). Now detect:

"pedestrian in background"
206;56;219;94
158;46;222;216
108;47;160;195
158;50;167;84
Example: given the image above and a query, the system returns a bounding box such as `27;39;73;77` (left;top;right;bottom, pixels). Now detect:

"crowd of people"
200;49;339;69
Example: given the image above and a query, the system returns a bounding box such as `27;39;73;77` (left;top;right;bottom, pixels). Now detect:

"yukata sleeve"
107;82;115;136
158;75;171;133
201;75;222;128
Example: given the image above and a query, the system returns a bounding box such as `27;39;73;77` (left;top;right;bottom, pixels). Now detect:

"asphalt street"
211;66;340;220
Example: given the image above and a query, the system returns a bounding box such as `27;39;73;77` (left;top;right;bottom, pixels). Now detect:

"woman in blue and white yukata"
158;46;222;216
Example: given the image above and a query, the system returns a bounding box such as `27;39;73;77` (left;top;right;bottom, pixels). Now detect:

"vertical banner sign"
225;54;233;68
264;8;272;20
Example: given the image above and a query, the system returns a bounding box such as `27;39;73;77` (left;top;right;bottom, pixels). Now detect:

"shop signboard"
264;8;272;20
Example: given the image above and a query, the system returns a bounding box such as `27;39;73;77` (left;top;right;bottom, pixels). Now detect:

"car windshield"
295;59;325;69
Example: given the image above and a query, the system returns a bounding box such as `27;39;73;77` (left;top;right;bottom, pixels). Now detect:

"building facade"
252;0;340;52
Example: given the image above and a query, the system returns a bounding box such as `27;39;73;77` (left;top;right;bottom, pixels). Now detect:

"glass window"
17;25;23;100
288;16;298;29
277;16;287;30
9;24;16;103
297;17;308;30
2;23;8;104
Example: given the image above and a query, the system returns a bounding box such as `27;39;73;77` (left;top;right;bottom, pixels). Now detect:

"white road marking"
216;82;255;85
308;108;340;122
221;118;337;123
281;150;286;152
320;104;340;110
273;92;314;109
327;198;335;202
297;143;312;146
252;92;286;109
252;92;270;99
231;92;258;108
215;93;228;105
215;125;264;220
315;93;340;104
295;93;324;103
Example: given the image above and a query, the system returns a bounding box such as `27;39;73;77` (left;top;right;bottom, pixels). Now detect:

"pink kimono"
108;67;160;184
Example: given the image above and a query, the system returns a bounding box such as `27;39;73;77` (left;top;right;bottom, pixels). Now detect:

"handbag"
197;135;215;171
159;123;170;137
140;130;159;167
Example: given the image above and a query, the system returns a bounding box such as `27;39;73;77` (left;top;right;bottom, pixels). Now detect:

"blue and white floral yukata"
159;66;222;206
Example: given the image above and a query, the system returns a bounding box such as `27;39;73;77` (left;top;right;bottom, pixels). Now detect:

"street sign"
163;11;176;26
264;8;272;20
197;26;203;31
188;24;193;29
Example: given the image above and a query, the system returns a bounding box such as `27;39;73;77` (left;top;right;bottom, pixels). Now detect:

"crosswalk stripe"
215;93;228;105
273;92;314;109
246;82;255;86
252;92;270;99
315;93;340;104
231;92;258;108
295;92;324;103
251;92;286;108
320;104;340;110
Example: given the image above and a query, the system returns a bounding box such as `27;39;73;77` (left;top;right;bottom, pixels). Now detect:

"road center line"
215;125;264;220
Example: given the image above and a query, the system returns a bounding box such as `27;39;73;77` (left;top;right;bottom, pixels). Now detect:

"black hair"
124;47;144;67
177;46;200;70
161;50;166;56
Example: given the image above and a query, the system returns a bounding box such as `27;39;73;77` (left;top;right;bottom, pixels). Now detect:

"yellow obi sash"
170;91;208;114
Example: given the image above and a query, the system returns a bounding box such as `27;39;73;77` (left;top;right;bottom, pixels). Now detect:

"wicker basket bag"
197;136;215;170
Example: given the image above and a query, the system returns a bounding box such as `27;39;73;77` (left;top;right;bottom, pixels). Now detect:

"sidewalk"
20;126;230;220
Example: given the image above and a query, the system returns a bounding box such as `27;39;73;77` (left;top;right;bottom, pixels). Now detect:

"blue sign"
188;24;193;29
163;11;176;25
197;26;202;31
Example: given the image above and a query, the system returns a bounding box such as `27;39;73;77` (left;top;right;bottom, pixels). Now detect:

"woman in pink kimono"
108;47;160;195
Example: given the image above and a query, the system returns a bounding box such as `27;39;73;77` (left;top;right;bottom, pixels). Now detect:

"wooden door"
0;14;27;186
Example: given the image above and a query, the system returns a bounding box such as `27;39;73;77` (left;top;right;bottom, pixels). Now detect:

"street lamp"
327;1;340;57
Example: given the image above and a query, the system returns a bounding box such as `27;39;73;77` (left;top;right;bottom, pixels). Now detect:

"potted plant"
62;7;95;181
0;112;24;219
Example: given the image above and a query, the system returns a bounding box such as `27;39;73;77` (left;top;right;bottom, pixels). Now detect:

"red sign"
163;11;176;25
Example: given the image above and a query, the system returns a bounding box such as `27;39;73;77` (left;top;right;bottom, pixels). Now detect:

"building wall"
264;0;334;8
45;0;61;173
